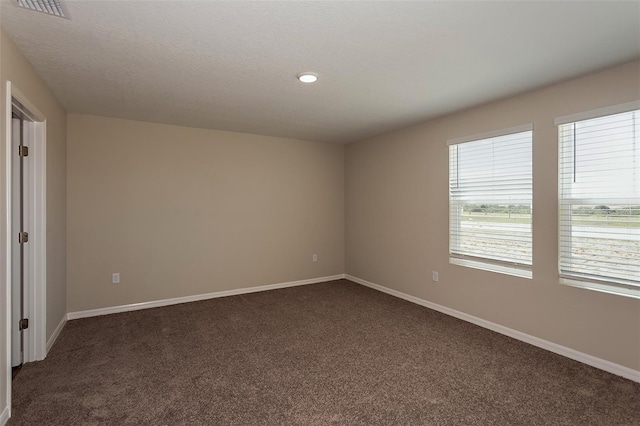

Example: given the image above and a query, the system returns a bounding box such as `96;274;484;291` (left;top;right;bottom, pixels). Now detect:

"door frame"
4;82;47;381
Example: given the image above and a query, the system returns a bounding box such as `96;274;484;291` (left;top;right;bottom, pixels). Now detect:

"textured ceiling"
1;1;639;143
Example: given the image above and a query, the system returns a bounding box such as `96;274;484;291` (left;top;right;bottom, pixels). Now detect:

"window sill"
450;257;532;279
560;277;640;300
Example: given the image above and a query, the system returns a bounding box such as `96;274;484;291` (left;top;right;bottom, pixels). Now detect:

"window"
448;125;533;278
557;102;640;299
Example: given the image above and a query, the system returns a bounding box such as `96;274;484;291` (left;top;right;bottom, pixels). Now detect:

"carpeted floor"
8;279;640;425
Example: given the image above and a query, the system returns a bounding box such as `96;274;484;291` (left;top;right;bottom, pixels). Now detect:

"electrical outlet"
112;273;120;284
312;254;318;262
432;271;438;282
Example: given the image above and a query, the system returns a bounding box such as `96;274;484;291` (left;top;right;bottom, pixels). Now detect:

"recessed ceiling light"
297;72;318;84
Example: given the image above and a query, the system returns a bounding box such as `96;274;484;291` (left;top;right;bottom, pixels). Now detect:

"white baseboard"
345;274;640;383
63;272;639;382
46;315;67;354
0;405;9;426
67;274;346;320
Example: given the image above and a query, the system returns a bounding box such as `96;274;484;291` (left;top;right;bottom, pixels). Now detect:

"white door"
11;111;31;368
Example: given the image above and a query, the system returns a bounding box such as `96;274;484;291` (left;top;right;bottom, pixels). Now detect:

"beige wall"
0;28;67;418
345;59;640;371
67;114;344;312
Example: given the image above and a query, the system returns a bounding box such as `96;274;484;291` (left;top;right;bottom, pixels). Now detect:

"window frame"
447;124;534;279
555;101;640;299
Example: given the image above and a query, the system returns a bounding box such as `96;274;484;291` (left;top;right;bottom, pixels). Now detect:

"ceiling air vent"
15;0;68;19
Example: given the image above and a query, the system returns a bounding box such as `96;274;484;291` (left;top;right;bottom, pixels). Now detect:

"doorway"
5;82;47;377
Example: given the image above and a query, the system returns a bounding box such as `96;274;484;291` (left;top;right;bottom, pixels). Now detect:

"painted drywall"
345;59;640;371
0;28;67;420
67;114;344;312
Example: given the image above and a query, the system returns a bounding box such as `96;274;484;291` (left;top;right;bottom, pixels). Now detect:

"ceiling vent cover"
16;0;68;19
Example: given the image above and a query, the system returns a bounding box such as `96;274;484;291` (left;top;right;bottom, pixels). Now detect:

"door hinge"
18;231;29;243
18;146;28;157
19;318;29;330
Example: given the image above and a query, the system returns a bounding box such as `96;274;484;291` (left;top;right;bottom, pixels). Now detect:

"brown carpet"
8;279;640;425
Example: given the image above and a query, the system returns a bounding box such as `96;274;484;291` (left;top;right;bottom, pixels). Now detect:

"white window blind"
558;108;640;298
448;126;533;277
